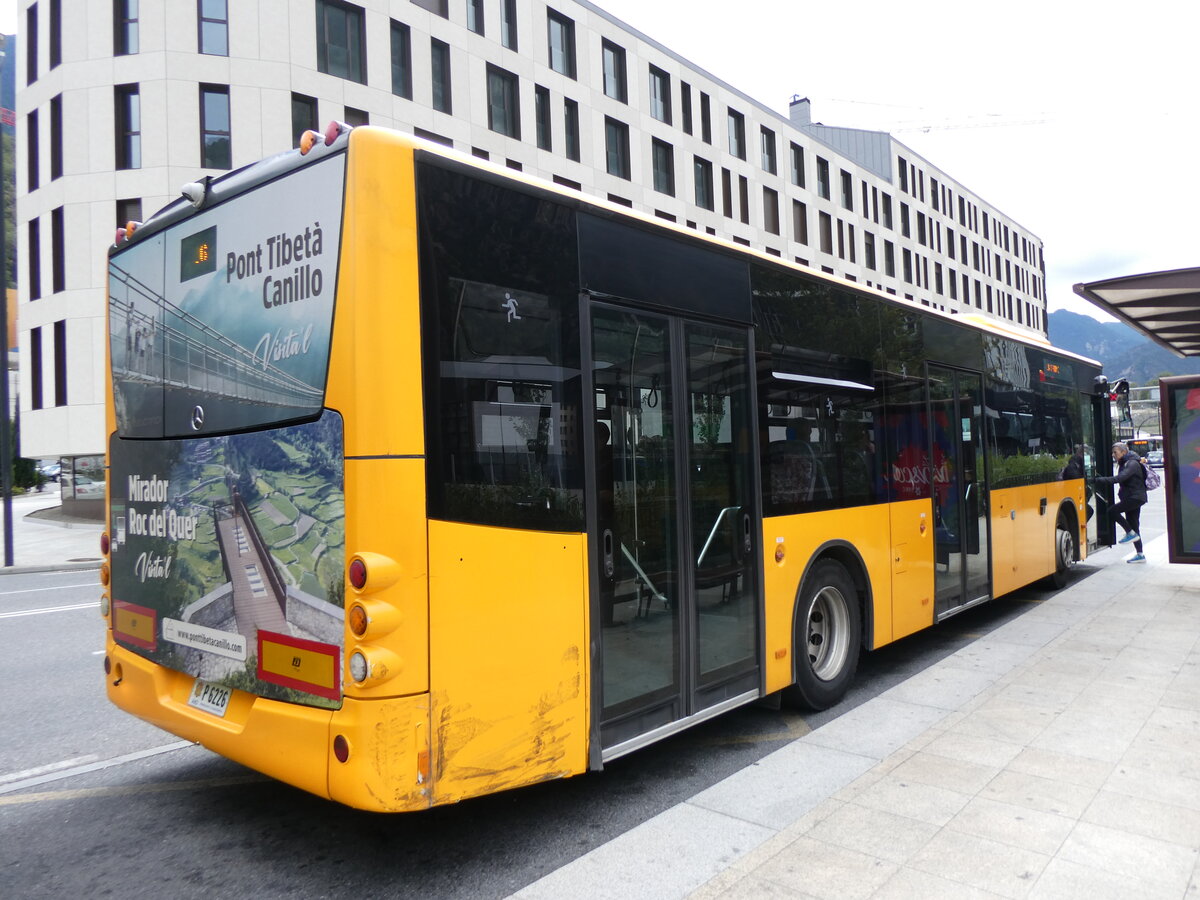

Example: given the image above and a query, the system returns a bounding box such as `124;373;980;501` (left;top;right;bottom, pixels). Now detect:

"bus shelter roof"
1074;267;1200;358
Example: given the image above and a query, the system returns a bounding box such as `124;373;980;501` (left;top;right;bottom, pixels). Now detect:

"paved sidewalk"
516;531;1200;899
0;490;104;573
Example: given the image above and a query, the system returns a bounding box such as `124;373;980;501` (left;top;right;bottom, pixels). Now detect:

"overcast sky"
598;0;1200;321
2;1;1194;321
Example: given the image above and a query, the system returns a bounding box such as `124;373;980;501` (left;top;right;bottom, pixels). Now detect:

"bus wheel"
1049;517;1077;589
785;560;861;710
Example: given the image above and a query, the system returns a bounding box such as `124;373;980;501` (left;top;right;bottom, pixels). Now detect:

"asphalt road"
0;492;1165;899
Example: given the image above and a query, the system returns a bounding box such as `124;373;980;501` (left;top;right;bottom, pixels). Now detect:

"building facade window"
727;108;745;159
699;92;712;144
431;39;452;113
200;85;231;169
605;117;630;179
49;0;61;69
680;82;692;135
316;0;366;84
54;320;67;407
486;64;520;139
467;0;484;34
651;138;674;196
114;84;141;170
390;20;413;99
864;231;876;270
694;156;714;211
411;0;448;14
649;65;671;124
198;0;228;56
344;106;368;127
26;110;38;192
816;157;830;200
547;10;576;78
114;0;138;56
30;327;43;411
763;187;779;235
500;0;517;50
116;198;143;229
535;85;552;151
49;94;62;180
563;98;580;161
602;40;627;102
291;93;317;146
790;143;804;187
792;200;808;245
28;219;41;301
840;170;853;210
51;206;65;293
760;127;776;175
26;4;38;83
818;212;832;254
738;174;749;225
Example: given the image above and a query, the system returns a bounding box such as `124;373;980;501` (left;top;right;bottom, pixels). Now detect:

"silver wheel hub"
807;585;851;682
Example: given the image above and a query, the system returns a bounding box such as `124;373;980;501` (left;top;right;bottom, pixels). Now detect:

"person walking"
1096;441;1147;563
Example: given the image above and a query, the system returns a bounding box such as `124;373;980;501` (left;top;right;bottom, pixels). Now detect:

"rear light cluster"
337;550;404;766
113;220;143;247
101;532;116;684
99;533;111;618
344;552;404;692
299;120;352;157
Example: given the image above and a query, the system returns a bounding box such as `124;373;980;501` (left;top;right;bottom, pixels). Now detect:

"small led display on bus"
1038;358;1074;386
180;225;218;282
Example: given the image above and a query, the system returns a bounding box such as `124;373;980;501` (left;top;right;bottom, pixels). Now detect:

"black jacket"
1097;453;1147;504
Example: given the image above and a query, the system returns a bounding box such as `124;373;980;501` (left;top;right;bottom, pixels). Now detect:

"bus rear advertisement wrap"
108;413;346;708
106;153;349;709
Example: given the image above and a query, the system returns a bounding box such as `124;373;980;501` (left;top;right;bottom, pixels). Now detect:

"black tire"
1048;515;1077;589
784;559;861;710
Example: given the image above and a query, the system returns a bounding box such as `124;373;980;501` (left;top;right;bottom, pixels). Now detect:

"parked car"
37;460;61;482
1147;450;1164;468
68;475;106;498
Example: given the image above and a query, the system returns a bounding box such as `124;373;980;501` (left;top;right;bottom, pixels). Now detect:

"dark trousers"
1111;499;1144;553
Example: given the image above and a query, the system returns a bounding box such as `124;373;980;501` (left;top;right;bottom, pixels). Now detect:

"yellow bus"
103;124;1113;811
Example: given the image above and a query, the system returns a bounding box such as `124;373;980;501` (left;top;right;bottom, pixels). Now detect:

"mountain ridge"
1047;310;1200;385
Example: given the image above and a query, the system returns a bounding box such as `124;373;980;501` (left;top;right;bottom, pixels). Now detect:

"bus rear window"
108;155;346;438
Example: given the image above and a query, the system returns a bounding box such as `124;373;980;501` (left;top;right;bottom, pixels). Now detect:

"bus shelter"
1075;268;1200;563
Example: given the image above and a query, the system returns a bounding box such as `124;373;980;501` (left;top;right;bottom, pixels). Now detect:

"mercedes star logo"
191;405;205;431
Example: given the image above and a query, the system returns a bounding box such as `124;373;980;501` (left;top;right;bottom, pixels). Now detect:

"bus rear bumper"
105;641;433;812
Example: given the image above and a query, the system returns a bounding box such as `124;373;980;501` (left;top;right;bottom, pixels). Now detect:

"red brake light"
349;558;367;590
100;533;110;555
324;120;348;146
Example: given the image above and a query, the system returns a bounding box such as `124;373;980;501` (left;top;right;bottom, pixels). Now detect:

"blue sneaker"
1119;531;1140;544
1127;553;1146;564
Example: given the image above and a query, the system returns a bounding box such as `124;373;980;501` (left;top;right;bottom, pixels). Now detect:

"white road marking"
0;601;100;619
0;582;102;596
0;741;196;795
0;755;101;785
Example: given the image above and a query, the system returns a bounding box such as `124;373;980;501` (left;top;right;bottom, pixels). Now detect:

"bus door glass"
928;365;991;615
589;305;757;751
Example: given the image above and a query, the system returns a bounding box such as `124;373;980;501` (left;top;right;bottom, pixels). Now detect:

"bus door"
927;365;991;616
588;304;759;755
